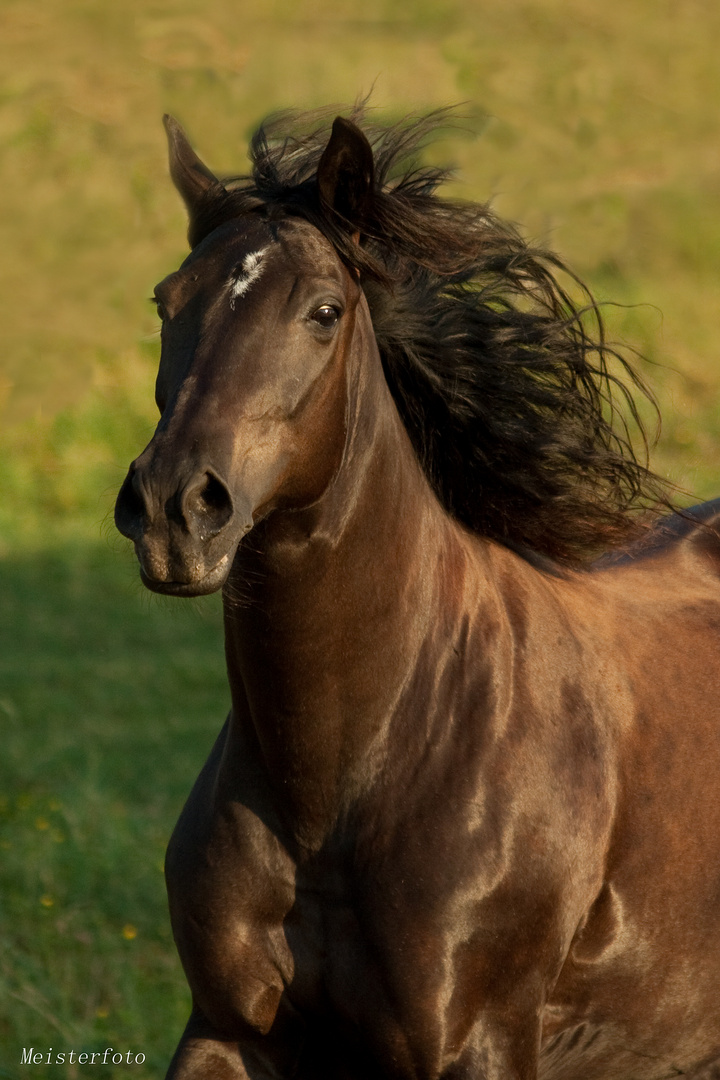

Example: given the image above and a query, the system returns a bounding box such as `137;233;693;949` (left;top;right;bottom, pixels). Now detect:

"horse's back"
592;496;720;571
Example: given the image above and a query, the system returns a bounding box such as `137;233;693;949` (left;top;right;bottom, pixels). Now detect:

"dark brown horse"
115;107;720;1080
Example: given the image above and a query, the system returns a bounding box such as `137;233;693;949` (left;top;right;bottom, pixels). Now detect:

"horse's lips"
139;551;232;597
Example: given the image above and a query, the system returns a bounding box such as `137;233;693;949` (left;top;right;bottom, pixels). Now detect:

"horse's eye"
155;300;166;322
310;305;340;330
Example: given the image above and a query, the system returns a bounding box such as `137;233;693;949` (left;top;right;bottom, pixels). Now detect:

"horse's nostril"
200;473;232;514
191;472;234;536
115;467;147;540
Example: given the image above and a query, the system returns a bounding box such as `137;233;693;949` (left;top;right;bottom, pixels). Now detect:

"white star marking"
228;249;267;309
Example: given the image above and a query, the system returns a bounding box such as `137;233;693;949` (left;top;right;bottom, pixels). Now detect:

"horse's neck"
222;306;491;844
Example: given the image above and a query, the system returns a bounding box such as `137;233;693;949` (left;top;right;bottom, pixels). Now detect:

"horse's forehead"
166;217;344;305
275;218;342;270
177;219;272;279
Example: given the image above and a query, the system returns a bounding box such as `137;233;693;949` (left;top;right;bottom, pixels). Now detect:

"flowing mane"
186;105;674;564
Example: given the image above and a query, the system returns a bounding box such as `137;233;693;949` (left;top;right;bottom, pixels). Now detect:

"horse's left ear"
317;117;375;231
163;114;225;221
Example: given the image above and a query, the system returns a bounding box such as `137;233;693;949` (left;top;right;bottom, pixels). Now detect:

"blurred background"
2;0;720;1075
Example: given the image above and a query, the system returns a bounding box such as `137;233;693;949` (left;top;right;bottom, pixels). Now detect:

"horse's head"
115;116;374;596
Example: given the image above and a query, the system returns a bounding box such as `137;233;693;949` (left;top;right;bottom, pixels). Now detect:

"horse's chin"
140;552;232;597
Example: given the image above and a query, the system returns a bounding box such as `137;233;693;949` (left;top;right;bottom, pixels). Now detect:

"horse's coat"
115;109;720;1080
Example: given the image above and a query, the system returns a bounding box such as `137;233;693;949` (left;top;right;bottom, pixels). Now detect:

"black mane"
188;105;674;565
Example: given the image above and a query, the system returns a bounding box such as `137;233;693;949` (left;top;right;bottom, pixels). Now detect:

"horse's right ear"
163;115;225;221
316;116;375;230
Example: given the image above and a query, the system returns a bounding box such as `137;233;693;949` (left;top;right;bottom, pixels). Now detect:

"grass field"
3;0;720;1074
0;536;225;1076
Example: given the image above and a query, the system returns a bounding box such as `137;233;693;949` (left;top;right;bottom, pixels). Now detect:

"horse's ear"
317;117;374;230
163;114;224;219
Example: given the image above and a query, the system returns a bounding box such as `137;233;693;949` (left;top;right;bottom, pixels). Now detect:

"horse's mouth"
139;552;232;597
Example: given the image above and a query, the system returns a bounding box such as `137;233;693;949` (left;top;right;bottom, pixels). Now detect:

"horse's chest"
284;876;392;1010
276;875;452;1075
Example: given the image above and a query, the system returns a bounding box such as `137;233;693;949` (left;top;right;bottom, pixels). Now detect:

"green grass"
0;537;226;1077
4;0;720;1073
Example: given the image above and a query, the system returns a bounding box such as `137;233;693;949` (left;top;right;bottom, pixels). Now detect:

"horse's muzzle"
115;460;251;596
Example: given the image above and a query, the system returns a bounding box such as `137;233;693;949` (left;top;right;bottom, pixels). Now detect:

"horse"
114;106;720;1080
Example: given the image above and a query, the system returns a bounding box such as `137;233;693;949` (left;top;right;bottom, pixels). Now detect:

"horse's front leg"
165;1003;304;1080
